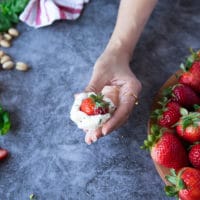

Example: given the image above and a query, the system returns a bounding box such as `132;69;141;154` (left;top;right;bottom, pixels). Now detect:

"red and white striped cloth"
20;0;90;28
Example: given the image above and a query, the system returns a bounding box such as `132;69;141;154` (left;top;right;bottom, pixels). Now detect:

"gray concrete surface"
0;0;200;199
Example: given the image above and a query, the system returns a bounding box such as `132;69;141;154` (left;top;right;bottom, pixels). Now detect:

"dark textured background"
0;0;200;199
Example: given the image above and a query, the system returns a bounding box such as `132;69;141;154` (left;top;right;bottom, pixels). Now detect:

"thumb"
85;77;106;93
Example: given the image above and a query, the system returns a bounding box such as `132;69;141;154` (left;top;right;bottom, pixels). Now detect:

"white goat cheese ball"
70;92;116;130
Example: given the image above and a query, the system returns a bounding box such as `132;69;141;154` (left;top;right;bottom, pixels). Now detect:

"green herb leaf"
0;0;29;32
0;105;11;135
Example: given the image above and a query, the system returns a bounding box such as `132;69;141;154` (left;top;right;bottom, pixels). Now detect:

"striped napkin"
20;0;90;28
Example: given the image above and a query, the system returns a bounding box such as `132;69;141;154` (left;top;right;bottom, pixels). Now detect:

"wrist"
105;37;134;62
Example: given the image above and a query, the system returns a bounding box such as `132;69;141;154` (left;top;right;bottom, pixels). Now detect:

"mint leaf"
0;105;11;135
0;0;29;32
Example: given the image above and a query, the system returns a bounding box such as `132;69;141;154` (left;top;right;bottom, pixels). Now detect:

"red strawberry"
190;61;200;75
142;125;189;170
179;50;200;93
94;107;109;115
165;84;200;108
176;109;200;143
189;143;200;169
80;93;109;115
179;71;200;94
0;148;8;161
80;98;95;115
152;101;181;128
165;167;200;200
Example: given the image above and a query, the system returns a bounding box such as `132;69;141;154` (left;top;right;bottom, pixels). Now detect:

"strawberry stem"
194;104;200;111
180;48;200;71
180;112;200;129
141;124;163;150
89;93;109;108
165;169;186;198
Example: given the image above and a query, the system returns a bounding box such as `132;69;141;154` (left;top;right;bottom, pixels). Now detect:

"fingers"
85;133;93;145
102;106;131;135
102;91;138;135
83;80;141;143
84;128;103;145
84;103;133;143
84;60;111;93
84;73;107;93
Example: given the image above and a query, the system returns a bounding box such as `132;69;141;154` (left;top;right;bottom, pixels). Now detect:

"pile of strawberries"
142;49;200;200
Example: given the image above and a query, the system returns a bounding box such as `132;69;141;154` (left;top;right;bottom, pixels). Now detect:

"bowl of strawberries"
142;49;200;200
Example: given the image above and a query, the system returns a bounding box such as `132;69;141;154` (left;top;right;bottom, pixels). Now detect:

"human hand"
84;46;142;144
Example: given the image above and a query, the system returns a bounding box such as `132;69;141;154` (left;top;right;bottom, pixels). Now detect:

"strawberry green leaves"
0;105;11;135
180;48;200;71
165;167;200;200
80;93;110;115
89;93;109;109
141;124;162;150
179;49;200;93
0;0;29;32
165;169;186;198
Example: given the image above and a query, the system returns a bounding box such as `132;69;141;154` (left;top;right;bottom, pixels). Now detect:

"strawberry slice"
0;148;8;161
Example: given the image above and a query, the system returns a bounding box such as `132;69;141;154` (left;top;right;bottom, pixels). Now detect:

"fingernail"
85;136;92;145
92;136;97;142
86;141;92;145
102;130;107;136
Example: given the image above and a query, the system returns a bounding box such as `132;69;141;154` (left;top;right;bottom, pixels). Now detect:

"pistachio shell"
8;28;19;37
0;55;11;64
2;61;14;70
16;62;29;71
3;33;12;41
0;40;11;48
0;50;4;58
0;33;3;41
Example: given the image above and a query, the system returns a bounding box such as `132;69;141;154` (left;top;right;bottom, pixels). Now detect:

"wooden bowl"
148;69;183;184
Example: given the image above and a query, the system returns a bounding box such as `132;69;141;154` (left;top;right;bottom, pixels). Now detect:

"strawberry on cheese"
70;86;118;130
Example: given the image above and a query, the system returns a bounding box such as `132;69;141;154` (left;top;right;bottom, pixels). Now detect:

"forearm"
106;0;158;60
